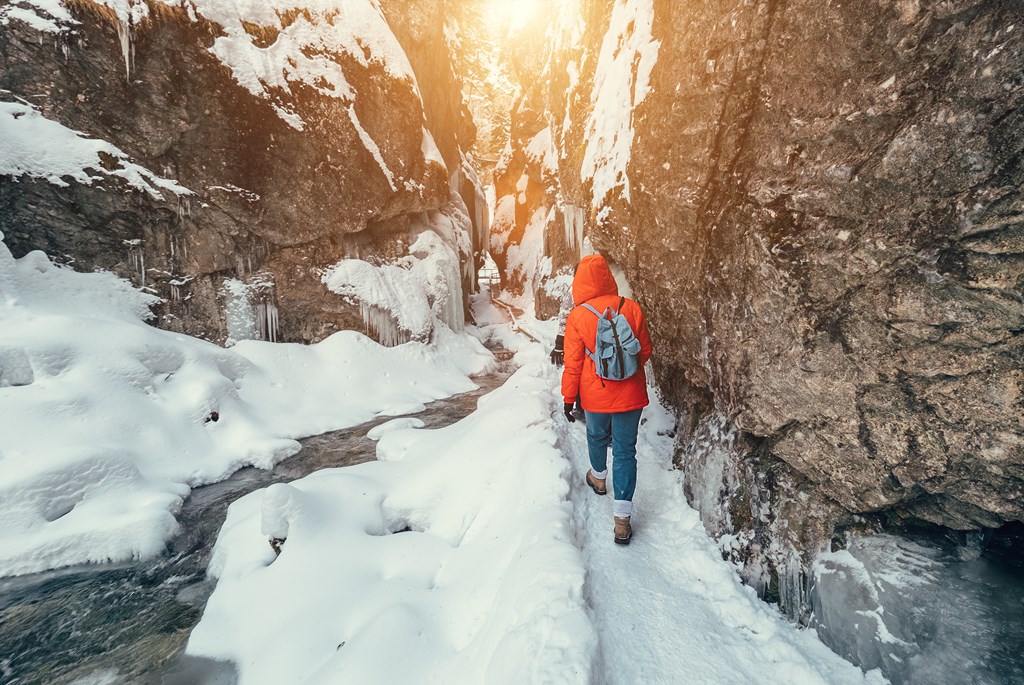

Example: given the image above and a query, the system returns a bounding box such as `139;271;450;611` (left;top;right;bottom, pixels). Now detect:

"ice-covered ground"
0;234;492;577
186;297;885;684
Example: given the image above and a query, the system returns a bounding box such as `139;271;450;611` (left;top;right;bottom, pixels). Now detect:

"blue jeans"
584;408;643;502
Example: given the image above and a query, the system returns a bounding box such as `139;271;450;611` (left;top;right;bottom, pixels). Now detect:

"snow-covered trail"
181;299;884;685
479;298;884;683
557;400;885;684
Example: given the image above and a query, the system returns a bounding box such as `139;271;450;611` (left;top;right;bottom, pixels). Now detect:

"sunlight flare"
485;0;549;34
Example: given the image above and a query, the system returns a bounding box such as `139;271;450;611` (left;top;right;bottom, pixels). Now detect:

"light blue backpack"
581;297;642;381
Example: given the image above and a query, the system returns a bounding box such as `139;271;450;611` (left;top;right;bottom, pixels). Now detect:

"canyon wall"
502;0;1024;611
0;0;483;344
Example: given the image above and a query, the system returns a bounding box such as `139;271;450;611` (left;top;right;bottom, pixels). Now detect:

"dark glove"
550;335;564;366
572;398;585;423
563;402;576;423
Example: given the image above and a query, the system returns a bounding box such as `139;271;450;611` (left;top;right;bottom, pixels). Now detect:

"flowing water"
809;525;1024;685
0;359;512;685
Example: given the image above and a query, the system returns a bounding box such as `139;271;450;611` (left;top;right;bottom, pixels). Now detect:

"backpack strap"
609;299;627;373
578;303;601;361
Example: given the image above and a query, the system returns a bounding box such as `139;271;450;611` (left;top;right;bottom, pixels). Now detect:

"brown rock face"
380;0;491;304
486;7;590;316
0;0;478;343
499;0;1024;604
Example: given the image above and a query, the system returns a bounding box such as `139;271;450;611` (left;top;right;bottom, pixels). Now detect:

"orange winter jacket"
561;254;653;414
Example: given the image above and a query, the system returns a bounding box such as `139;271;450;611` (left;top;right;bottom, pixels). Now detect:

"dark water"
0;362;511;685
810;525;1024;685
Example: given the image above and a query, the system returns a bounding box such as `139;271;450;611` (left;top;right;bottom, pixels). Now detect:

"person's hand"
563;403;576;423
550;335;564;366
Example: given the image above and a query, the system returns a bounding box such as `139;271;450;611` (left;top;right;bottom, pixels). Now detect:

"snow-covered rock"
322;198;473;345
0;101;190;200
490;0;1024;645
0;231;492;576
0;0;478;344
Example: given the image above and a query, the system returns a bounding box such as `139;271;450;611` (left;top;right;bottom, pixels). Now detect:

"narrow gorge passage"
1;0;1022;684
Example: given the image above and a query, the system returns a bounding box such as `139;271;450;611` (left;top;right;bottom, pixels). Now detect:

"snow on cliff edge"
0;100;191;200
581;0;660;209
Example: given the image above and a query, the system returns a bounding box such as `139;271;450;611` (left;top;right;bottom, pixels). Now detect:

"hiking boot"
585;470;607;496
614;516;632;545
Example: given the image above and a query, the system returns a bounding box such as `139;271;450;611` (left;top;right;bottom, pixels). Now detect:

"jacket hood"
572;254;619;305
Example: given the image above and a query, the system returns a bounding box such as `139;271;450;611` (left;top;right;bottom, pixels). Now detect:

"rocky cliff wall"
0;0;481;344
486;2;589;315
501;0;1024;613
380;0;490;310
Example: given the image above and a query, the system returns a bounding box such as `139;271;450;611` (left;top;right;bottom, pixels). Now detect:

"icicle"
176;197;191;226
359;303;408;348
448;166;462;194
255;301;279;342
222;278;256;346
561;204;585;257
125;240;146;287
775;556;811;623
268;303;278;342
115;18;131;81
437;254;465;333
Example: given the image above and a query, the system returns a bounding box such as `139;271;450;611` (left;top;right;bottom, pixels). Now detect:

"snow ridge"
187;362;595;684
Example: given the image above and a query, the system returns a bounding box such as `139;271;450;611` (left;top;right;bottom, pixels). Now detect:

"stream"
810;524;1024;685
0;355;513;685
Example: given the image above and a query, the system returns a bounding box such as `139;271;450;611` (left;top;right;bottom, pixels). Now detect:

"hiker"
560;254;652;545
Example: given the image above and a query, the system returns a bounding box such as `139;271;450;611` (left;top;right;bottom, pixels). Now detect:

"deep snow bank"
0;233;493;577
187;362;594;683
